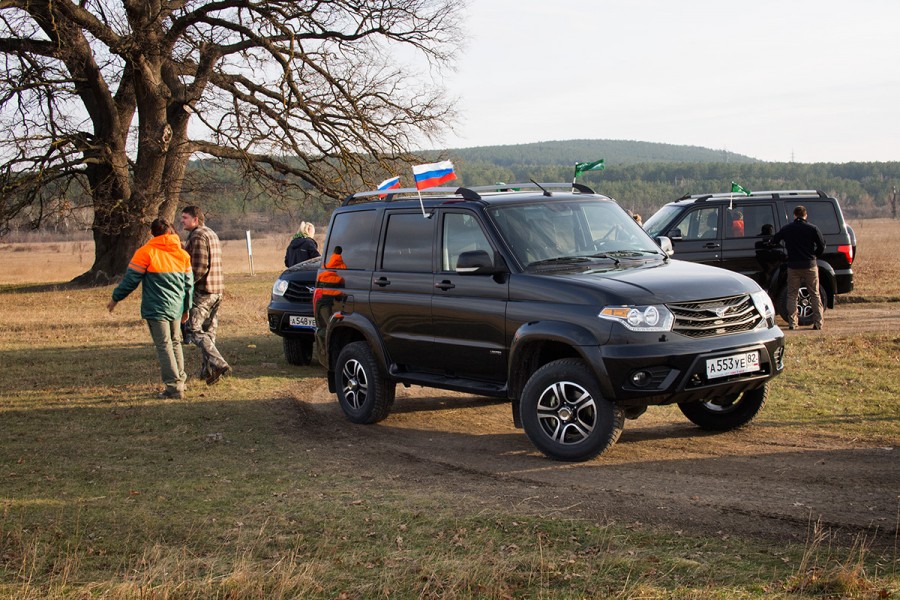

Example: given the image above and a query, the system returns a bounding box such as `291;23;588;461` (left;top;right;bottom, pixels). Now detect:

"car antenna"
530;179;552;197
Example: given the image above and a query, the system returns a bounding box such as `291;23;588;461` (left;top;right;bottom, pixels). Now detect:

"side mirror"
655;236;675;256
666;228;683;241
456;250;496;274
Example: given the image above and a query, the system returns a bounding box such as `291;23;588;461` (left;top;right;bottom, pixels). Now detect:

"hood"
149;233;185;251
516;258;760;306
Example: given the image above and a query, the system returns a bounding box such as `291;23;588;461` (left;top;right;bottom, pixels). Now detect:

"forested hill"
435;139;758;166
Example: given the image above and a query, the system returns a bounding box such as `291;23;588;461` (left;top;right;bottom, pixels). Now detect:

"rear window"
784;200;840;234
324;209;378;269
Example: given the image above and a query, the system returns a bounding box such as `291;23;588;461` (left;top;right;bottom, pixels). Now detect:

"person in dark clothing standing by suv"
284;221;320;267
181;205;232;384
773;205;826;330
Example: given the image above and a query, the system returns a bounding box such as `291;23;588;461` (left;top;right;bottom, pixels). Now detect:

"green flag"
731;181;751;196
574;159;605;178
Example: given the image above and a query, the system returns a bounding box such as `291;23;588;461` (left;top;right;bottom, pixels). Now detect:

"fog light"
631;371;651;387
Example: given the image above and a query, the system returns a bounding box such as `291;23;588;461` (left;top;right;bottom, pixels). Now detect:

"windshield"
487;199;664;268
643;204;683;237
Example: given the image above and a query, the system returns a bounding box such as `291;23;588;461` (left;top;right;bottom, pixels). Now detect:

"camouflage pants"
186;293;229;376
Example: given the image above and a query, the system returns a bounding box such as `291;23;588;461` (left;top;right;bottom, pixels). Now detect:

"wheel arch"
325;314;391;393
508;321;608;400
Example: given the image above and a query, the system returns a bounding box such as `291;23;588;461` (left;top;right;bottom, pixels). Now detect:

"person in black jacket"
284;221;321;267
773;206;826;330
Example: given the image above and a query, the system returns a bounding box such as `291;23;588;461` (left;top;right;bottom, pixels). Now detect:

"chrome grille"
668;294;761;338
285;281;314;302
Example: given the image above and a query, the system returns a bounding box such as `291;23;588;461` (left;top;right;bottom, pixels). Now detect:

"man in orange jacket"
107;217;194;399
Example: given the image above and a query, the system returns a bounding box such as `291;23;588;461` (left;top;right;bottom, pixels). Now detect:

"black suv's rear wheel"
335;341;395;424
520;359;624;462
283;336;313;366
777;284;826;327
678;382;768;430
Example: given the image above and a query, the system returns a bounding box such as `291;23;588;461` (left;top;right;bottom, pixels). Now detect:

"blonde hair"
299;221;315;238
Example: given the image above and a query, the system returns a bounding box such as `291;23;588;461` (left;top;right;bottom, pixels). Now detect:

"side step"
388;366;508;398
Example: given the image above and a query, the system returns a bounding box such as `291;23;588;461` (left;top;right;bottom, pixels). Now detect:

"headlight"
599;305;674;332
272;278;289;297
750;290;775;328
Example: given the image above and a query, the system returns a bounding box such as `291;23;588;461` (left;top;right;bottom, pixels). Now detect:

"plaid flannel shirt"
185;226;224;295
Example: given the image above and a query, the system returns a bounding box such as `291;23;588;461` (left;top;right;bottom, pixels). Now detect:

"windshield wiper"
586;253;621;265
527;256;591;267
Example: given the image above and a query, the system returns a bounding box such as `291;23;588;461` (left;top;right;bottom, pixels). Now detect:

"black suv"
267;257;319;365
643;190;856;326
313;183;785;461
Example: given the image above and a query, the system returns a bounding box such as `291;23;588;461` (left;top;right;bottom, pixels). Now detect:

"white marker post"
245;230;255;275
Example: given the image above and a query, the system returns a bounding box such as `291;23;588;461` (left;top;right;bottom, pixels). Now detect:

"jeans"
147;319;186;393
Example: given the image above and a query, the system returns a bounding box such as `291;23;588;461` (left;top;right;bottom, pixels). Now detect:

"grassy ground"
0;222;898;597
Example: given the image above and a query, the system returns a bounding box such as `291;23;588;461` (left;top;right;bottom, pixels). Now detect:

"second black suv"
314;183;785;461
643;190;856;326
268;257;319;365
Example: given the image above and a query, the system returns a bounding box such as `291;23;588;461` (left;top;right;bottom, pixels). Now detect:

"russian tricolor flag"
412;161;455;190
377;176;401;198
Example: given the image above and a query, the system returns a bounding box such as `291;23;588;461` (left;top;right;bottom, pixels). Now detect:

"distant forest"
12;139;899;240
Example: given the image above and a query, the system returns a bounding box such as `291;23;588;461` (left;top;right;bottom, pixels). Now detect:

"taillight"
837;244;854;265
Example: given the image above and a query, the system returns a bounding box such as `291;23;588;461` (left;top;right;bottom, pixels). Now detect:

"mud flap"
512;398;522;429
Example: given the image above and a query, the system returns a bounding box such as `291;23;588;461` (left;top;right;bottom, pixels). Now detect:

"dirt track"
291;302;900;548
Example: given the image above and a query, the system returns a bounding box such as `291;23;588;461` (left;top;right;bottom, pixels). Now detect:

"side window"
324;209;377;269
381;212;434;272
730;204;776;238
441;212;492;271
784;200;840;234
674;207;720;240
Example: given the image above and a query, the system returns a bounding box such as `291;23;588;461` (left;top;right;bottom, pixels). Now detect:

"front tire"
283;336;313;366
520;359;624;462
678;382;768;431
778;284;826;327
334;341;395;424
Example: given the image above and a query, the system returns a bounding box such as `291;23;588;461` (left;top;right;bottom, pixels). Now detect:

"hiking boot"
157;389;184;400
206;364;231;386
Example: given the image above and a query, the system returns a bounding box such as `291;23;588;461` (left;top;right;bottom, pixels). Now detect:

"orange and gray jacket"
112;233;194;321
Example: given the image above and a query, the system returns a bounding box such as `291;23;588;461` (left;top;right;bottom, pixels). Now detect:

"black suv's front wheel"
335;341;396;424
677;382;768;430
520;359;624;462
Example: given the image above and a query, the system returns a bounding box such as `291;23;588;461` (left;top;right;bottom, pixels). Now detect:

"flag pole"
417;188;428;218
572;163;577;191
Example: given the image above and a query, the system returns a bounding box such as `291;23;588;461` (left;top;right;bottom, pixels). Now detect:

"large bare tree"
0;0;461;283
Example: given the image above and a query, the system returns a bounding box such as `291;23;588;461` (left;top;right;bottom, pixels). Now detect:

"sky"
434;0;900;163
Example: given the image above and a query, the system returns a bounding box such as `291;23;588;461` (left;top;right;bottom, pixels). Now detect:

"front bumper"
267;301;315;339
588;328;785;407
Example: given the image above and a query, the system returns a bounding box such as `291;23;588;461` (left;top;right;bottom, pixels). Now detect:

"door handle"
435;280;455;291
374;277;391;287
703;242;720;249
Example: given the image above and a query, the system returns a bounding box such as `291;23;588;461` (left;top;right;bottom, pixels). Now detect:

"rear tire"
678;382;768;431
334;341;395;424
520;359;624;462
777;284;826;327
283;336;313;366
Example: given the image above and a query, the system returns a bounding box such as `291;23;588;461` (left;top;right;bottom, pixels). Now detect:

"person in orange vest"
317;246;346;297
107;217;193;399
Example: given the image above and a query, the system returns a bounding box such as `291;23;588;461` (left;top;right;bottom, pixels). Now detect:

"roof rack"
342;182;596;206
686;189;826;202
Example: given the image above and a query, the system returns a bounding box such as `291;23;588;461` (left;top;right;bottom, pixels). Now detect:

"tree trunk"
73;222;148;286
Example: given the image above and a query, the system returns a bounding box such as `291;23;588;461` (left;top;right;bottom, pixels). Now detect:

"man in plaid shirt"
180;205;231;385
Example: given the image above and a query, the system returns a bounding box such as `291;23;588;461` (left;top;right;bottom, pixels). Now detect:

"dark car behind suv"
267;257;319;365
643;190;856;326
312;182;785;461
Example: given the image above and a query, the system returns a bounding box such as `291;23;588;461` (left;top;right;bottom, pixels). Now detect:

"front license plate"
288;315;315;328
706;351;760;379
